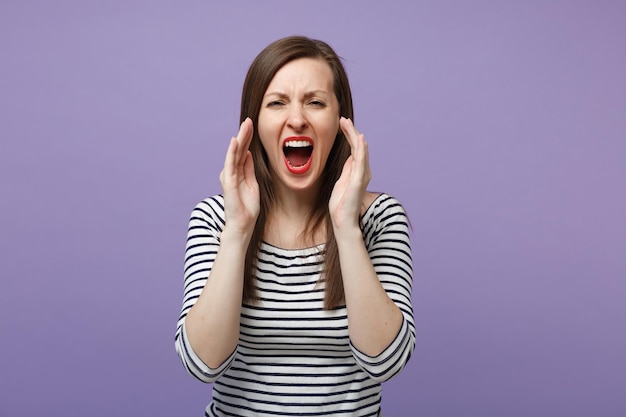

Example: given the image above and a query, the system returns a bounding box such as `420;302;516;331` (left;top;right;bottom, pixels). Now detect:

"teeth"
284;140;311;148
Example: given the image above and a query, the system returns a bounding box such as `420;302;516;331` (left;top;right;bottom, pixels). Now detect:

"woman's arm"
183;225;250;369
330;119;415;371
176;119;259;375
344;194;415;381
335;203;406;356
175;197;246;381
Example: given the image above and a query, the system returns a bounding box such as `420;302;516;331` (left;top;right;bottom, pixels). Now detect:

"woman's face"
257;57;340;195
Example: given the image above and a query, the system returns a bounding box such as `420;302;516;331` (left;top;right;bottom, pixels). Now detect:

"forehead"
265;57;334;92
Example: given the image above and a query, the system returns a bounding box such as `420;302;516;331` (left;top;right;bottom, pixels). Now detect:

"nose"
287;105;307;130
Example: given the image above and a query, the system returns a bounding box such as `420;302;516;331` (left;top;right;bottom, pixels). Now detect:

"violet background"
1;1;625;416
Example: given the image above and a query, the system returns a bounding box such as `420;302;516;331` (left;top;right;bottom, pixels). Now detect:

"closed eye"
267;100;285;107
308;100;326;107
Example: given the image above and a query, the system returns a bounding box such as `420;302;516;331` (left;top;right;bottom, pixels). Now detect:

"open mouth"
283;137;313;174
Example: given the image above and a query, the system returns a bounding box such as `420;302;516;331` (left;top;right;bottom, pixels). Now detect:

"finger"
335;155;353;189
350;134;366;182
338;117;366;185
226;118;251;174
339;117;359;154
359;135;371;184
235;118;254;163
339;116;359;136
243;150;257;188
359;134;369;166
357;134;372;185
222;137;239;182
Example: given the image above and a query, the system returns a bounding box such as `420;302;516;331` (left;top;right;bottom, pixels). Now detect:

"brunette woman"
176;35;415;417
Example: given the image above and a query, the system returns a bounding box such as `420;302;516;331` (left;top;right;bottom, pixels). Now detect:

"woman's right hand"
219;118;260;239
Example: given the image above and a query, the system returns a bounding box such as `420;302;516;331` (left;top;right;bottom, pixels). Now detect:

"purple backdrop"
1;1;624;416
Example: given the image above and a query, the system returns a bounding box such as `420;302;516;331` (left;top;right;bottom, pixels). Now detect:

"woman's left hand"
329;117;371;232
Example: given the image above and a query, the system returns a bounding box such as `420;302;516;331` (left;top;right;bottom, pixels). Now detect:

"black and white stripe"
176;194;415;416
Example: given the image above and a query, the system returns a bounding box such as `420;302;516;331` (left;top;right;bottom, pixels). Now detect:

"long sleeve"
174;195;236;383
350;194;415;382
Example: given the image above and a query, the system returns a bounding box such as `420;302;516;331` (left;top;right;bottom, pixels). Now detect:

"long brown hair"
240;36;354;310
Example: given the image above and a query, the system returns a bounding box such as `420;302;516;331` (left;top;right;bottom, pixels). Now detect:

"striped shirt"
175;193;415;416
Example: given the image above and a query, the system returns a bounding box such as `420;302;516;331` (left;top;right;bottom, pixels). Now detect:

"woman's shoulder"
195;194;224;207
361;192;408;223
190;194;226;219
361;191;404;214
361;192;411;244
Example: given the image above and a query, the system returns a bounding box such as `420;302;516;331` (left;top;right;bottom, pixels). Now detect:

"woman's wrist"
220;226;254;249
332;222;363;244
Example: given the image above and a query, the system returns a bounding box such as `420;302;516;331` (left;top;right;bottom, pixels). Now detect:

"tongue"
284;147;312;167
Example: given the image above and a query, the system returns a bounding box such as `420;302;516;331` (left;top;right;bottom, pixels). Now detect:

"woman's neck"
264;187;326;249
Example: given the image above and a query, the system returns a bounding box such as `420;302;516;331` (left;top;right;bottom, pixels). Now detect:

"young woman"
175;36;415;417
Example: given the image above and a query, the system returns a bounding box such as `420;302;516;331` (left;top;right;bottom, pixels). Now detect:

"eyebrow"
263;90;331;100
